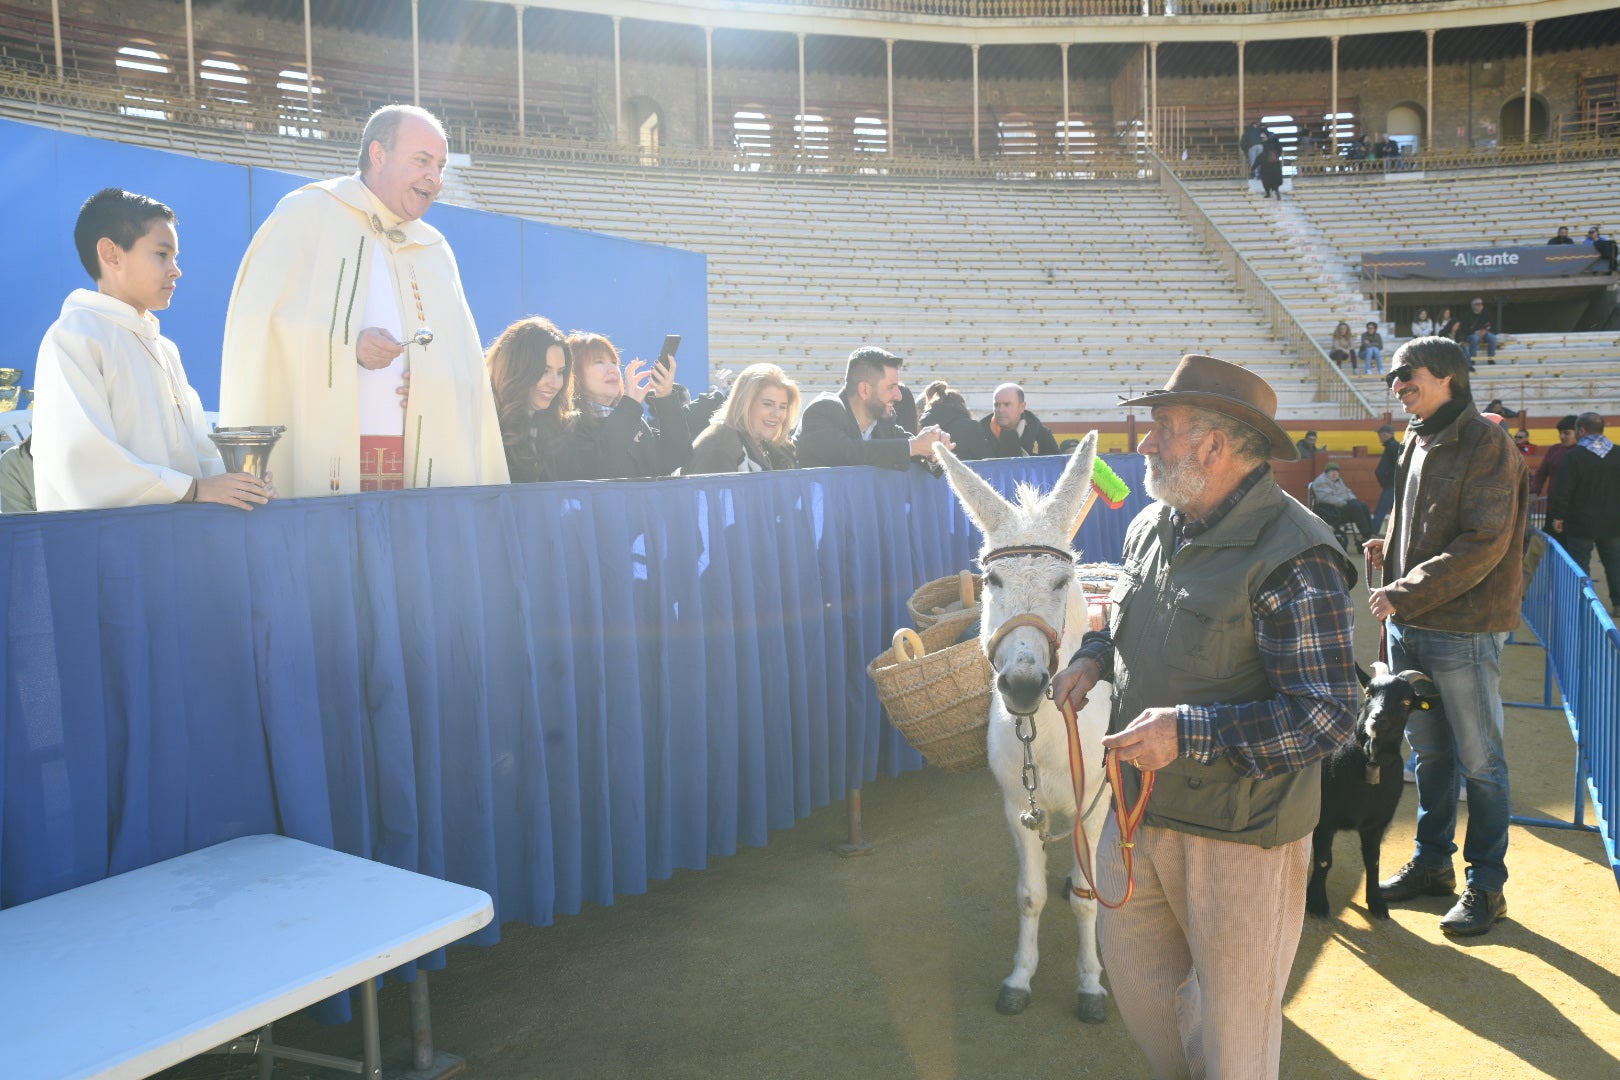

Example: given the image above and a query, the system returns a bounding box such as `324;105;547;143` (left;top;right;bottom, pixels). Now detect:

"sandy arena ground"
162;566;1620;1080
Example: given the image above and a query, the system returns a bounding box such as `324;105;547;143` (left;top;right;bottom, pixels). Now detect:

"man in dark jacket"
1372;423;1401;533
1549;412;1620;612
1531;414;1580;504
794;346;950;470
1368;337;1529;937
980;383;1060;457
1050;354;1355;1080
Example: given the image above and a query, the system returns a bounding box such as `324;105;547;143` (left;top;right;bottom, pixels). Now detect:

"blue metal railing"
1513;534;1620;891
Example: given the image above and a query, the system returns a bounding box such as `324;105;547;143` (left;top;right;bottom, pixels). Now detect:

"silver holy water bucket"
208;425;286;479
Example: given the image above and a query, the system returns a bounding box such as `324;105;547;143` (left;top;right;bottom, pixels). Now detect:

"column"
885;39;895;155
705;27;714;151
184;0;195;98
797;32;806;161
304;0;315;126
1060;42;1071;162
1523;21;1535;145
1236;40;1245;141
612;16;622;143
411;0;421;108
1140;44;1148;152
971;43;980;162
1425;28;1435;151
1149;42;1159;150
1330;35;1340;158
50;0;61;83
513;4;525;135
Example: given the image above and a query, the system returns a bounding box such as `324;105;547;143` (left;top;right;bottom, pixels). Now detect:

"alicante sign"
1361;246;1606;280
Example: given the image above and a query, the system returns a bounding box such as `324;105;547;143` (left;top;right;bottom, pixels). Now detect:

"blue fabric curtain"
0;455;1147;932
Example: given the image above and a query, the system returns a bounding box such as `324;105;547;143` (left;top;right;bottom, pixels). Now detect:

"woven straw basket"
907;569;982;630
867;608;992;772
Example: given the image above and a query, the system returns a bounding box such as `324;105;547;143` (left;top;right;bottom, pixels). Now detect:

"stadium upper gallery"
0;0;1617;423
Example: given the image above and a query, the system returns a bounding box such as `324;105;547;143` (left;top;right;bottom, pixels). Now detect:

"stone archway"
1499;95;1549;142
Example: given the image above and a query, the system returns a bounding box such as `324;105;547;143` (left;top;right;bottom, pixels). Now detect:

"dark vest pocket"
1149;764;1256;834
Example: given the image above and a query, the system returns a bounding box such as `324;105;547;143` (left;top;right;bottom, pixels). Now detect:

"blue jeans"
1371;485;1394;534
1359;346;1383;374
1559;533;1620;608
1466;330;1497;360
1386;621;1511;892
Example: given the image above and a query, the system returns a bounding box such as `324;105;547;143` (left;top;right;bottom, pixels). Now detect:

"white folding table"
0;834;493;1079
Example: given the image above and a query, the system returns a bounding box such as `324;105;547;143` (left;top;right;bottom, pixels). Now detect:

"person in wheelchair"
1309;461;1374;542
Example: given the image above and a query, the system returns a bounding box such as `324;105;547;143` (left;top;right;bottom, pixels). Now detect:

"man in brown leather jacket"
1366;335;1529;937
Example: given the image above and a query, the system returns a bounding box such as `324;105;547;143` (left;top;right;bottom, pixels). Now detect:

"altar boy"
32;188;273;511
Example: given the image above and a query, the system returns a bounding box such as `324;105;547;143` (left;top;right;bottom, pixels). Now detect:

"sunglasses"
1385;364;1414;388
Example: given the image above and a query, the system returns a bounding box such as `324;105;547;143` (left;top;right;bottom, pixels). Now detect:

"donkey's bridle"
979;544;1076;682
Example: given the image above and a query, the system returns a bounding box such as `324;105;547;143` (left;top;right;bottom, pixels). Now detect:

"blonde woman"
686;363;800;474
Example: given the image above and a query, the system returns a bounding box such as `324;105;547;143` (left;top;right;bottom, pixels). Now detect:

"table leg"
359;979;383;1080
410;973;433;1072
257;1024;274;1080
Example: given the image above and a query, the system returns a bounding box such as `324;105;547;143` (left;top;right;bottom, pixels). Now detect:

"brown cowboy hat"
1119;354;1300;461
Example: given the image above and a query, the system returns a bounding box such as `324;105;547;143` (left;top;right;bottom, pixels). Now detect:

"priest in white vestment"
33;188;273;512
218;105;507;498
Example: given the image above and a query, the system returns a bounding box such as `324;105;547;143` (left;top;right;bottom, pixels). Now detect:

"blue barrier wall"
0;118;709;408
0;455;1149;928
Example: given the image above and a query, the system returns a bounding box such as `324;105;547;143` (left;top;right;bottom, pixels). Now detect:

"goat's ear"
1045;431;1099;540
1358;662;1377;689
935;442;1011;535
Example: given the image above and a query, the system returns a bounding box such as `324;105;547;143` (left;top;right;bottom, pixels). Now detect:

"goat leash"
1061;697;1154;909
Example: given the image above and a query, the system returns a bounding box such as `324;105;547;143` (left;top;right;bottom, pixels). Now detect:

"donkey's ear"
935;442;1011;535
1047;431;1098;540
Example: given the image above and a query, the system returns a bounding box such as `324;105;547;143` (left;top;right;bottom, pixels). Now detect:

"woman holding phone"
486;315;570;483
553;331;691;480
686;363;800;474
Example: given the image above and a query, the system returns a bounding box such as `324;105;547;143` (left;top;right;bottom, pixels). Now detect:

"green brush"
1091;457;1130;509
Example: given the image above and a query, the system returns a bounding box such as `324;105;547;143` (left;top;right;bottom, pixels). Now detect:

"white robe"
218;174;508;498
32;289;223;512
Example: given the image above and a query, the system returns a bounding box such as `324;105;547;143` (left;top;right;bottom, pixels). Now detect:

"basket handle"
893;626;926;662
958;569;976;608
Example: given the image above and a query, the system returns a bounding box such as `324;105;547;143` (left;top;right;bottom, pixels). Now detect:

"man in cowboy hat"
1052;354;1357;1080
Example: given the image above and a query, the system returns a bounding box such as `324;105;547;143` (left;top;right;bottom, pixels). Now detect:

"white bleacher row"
459;158;1337;420
1294;162;1617;253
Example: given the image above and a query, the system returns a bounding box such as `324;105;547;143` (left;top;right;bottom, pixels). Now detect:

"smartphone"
657;334;681;372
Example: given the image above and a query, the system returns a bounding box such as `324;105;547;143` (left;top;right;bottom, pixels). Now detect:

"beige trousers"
1097;816;1310;1080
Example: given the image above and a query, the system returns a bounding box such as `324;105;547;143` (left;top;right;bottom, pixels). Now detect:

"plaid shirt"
1076;466;1357;780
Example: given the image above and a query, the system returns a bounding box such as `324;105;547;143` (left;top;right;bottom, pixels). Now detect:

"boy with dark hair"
33;188;272;511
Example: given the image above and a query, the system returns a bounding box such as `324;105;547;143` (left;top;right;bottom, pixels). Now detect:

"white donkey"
935;434;1115;1024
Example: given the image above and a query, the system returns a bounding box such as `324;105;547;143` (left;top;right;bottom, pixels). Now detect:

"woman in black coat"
486;315;570;483
686;363;800;474
553;331;691;481
918;381;995;460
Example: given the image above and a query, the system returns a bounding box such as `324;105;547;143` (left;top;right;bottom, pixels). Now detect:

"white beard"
1144;452;1207;511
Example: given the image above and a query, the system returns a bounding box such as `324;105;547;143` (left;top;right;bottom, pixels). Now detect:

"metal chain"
1015;712;1047;837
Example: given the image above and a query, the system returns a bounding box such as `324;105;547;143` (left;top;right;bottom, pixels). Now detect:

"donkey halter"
979;544;1076;687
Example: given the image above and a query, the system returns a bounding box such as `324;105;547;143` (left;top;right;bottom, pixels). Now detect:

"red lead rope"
1061;697;1155;909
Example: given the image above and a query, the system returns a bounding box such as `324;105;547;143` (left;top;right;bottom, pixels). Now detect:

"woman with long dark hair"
486;316;570;483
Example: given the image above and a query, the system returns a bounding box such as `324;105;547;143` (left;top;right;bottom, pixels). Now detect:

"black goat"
1307;662;1439;920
